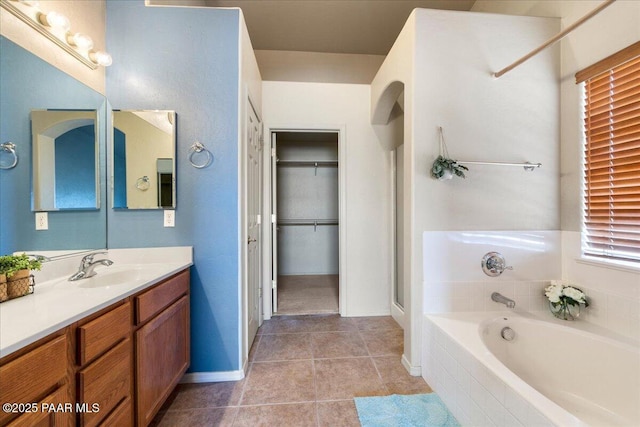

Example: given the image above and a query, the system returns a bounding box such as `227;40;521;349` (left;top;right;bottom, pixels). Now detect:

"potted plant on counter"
0;254;42;300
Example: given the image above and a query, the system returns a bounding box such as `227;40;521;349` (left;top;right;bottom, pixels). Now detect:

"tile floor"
151;314;432;426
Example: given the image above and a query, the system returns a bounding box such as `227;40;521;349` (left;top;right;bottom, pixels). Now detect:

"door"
246;100;262;345
270;132;278;313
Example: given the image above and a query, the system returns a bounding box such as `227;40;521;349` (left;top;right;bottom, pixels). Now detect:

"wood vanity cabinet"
0;268;190;427
133;270;190;427
76;301;132;427
0;332;72;427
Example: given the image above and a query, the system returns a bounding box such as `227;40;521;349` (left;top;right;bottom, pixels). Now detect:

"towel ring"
189;141;213;169
0;142;18;170
136;176;150;191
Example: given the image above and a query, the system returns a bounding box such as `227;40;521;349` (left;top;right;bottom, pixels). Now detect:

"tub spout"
491;292;515;308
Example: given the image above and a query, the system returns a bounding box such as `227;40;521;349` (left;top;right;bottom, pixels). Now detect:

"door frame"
390;147;406;329
240;92;263;373
262;124;347;319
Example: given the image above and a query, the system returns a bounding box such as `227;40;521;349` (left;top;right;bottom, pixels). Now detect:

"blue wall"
106;2;241;372
0;37;107;254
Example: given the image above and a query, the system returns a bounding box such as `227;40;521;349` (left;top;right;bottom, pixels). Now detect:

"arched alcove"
372;81;405;152
372;80;405;125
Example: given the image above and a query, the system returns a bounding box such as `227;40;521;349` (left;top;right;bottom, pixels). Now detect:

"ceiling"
204;1;477;55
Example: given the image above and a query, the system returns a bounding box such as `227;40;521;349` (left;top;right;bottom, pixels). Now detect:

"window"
576;42;640;262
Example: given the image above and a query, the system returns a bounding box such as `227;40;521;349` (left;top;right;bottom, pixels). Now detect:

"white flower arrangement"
544;280;589;308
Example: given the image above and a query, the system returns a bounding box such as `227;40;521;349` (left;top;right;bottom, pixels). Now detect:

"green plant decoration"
0;254;43;278
431;127;469;180
431;155;469;179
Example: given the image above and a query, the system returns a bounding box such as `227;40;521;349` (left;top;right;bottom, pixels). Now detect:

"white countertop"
0;247;193;358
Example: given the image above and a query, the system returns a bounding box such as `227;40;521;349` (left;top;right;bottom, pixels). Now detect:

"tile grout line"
231;337;259;426
358;323;392;396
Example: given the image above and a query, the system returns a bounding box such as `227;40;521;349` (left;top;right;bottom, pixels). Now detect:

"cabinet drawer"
0;334;67;425
135;270;189;324
98;397;132;427
6;386;68;427
78;301;131;365
78;338;131;427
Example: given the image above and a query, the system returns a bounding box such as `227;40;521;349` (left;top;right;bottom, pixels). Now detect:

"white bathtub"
422;311;640;427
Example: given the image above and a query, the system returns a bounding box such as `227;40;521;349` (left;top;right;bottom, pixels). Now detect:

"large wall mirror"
0;36;107;255
112;110;176;209
31;109;100;211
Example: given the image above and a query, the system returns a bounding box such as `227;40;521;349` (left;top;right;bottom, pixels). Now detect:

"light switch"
164;210;175;227
35;212;48;230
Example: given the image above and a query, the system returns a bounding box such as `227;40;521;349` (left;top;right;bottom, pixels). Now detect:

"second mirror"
112;110;176;209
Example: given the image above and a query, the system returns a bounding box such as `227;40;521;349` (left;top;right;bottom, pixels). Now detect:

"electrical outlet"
164;209;175;227
35;212;48;230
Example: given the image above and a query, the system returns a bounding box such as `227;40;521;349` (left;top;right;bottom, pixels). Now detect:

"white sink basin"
76;264;165;288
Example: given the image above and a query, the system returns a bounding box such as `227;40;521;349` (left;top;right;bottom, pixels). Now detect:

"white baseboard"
181;370;245;384
390;303;405;329
401;353;421;377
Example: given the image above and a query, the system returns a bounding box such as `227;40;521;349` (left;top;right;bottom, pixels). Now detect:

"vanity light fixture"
37;10;70;31
67;32;94;51
89;50;113;67
0;0;111;69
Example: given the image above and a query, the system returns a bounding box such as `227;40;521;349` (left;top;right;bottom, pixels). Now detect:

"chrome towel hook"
135;176;150;191
0;142;18;170
189;141;213;169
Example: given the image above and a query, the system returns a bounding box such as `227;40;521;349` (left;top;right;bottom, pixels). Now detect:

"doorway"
271;131;340;315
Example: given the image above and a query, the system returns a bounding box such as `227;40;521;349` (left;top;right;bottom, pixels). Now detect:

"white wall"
0;0;106;94
372;8;560;373
472;0;640;346
423;231;561;314
238;10;263;372
276;139;339;275
262;81;392;317
370;11;418;372
255;50;385;84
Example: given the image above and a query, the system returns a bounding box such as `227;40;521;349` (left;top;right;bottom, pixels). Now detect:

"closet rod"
278;219;339;232
276;160;338;167
493;0;616;78
278;219;339;226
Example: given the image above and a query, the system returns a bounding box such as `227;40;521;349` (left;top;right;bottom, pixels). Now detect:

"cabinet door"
0;335;68;426
135;296;189;427
6;386;68;427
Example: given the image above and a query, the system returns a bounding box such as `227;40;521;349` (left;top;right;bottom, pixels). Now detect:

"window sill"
576;256;640;274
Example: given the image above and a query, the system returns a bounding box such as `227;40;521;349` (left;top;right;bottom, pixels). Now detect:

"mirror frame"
0;36;107;256
31;109;100;212
111;110;177;210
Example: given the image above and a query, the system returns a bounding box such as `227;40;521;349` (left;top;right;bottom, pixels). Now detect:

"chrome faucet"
491;292;516;309
69;252;113;281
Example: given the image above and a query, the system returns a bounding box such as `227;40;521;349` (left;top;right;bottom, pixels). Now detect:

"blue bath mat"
354;393;460;427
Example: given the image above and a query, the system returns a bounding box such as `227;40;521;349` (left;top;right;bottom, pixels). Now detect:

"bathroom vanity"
0;247;192;427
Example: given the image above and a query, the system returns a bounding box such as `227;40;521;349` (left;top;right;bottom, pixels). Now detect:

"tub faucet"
491;292;515;309
69;252;113;281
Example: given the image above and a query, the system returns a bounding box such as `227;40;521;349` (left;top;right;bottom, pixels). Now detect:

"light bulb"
89;50;112;67
67;33;94;51
38;11;70;31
